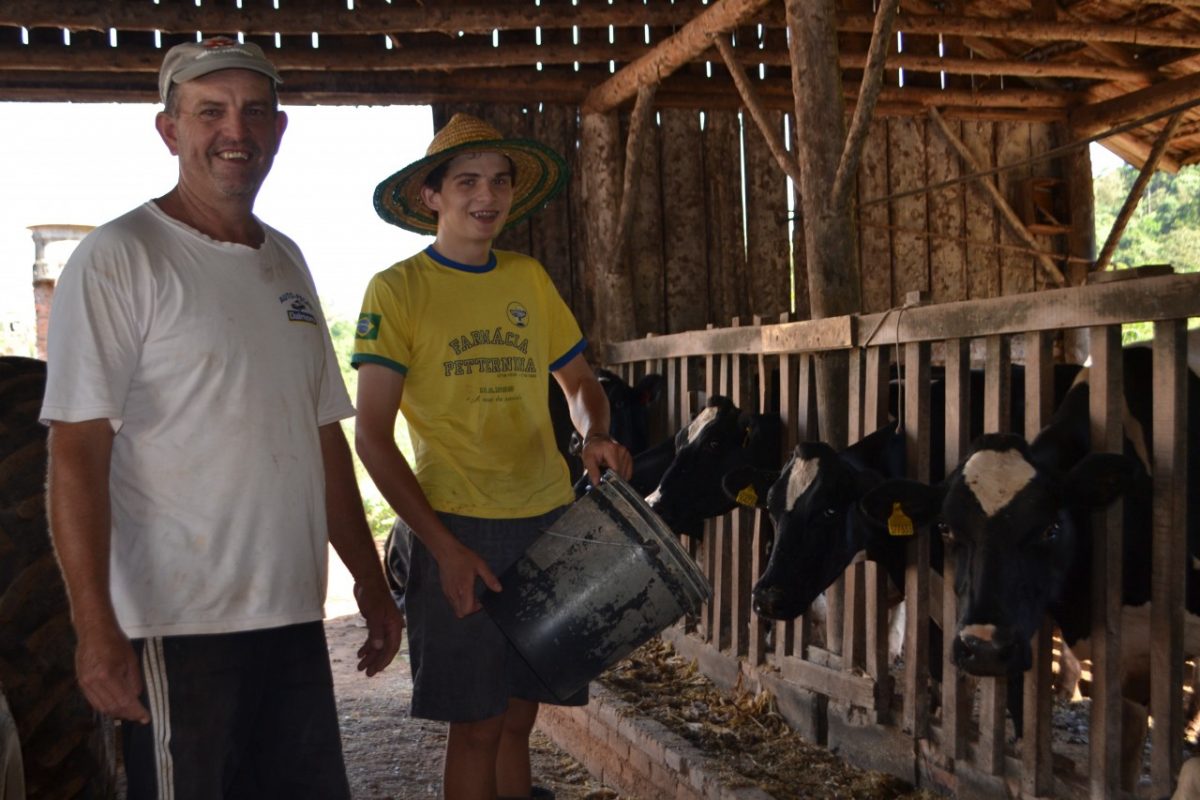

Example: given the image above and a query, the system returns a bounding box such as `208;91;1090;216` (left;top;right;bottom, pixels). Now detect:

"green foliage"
1094;163;1200;274
328;314;412;540
1093;162;1200;344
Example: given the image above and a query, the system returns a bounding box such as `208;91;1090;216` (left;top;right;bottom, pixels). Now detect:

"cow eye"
1040;522;1061;543
937;522;955;544
822;507;837;519
707;438;721;452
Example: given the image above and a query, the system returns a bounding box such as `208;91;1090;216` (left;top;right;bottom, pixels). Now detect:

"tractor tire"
0;356;116;799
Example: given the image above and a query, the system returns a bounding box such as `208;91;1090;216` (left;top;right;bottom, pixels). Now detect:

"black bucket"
481;471;711;701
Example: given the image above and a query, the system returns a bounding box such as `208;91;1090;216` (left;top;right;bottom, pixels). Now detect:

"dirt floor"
324;547;933;800
326;613;619;800
325;547;620;800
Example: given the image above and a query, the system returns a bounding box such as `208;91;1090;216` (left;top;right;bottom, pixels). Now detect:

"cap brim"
373;138;568;235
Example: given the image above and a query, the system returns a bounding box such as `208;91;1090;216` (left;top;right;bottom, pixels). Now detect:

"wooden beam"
1071;70;1200;136
0;40;657;73
839;52;1155;82
832;0;898;210
833;11;1200;50
713;35;803;187
582;0;773;114
0;1;695;36
1093;112;1184;271
0;40;1161;84
927;107;1068;286
0;61;1086;124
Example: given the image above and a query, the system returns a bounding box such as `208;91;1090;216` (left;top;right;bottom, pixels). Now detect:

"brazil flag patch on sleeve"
356;313;381;340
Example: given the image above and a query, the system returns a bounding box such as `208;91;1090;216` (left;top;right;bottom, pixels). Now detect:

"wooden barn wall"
434;104;1067;342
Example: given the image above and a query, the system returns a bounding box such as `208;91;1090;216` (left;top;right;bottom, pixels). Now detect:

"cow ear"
722;466;777;509
859;479;943;530
634;373;666;407
1062;452;1141;509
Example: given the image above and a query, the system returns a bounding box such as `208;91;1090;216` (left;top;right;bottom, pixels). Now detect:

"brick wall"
537;685;775;800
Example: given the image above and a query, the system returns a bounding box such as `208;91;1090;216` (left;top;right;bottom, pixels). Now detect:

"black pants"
124;621;350;800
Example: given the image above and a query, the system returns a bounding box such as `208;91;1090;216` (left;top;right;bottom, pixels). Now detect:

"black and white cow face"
727;442;873;620
646;397;783;538
861;433;1138;677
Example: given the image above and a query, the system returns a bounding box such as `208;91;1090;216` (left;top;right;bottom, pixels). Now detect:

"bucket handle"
538;528;661;556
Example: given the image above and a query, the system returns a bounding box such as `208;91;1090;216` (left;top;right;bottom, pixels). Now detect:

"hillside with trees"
1094;162;1200;275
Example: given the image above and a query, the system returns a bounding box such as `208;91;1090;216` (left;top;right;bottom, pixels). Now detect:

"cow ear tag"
735;484;758;508
887;503;914;537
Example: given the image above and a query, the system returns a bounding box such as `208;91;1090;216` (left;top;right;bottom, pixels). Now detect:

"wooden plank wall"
435;103;1067;343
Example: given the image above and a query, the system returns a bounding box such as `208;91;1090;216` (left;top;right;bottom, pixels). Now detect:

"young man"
354;114;632;800
41;38;403;799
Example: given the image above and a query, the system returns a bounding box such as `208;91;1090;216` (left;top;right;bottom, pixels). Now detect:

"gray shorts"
403;508;589;722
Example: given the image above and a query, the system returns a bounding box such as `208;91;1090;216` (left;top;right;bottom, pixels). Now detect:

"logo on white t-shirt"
279;292;317;325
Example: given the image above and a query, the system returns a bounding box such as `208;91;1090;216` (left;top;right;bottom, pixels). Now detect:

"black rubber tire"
0;356;115;799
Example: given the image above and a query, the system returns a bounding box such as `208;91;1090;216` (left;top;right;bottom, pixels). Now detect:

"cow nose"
752;585;785;620
952;624;1017;676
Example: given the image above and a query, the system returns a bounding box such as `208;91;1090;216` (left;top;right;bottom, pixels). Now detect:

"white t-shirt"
40;201;354;638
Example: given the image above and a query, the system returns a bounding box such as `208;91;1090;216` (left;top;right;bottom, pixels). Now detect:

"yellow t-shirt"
352;246;585;517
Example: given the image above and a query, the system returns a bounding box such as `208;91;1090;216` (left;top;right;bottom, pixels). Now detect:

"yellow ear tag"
736;485;758;508
887;502;914;537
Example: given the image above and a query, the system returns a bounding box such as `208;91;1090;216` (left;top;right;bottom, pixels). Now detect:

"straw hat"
374;113;569;235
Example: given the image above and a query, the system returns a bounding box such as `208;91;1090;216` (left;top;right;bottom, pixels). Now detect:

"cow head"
860;432;1139;676
598;369;666;456
728;423;903;621
646;396;783;538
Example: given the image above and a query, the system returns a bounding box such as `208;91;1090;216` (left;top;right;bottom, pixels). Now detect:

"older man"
40;38;402;799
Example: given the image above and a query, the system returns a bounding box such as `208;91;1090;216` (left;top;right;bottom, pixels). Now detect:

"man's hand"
353;582;404;676
75;624;150;724
581;433;634;487
437;543;502;618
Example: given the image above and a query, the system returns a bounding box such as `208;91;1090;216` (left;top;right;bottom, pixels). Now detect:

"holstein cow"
724;363;1087;723
385;368;667;604
646;396;784;539
860;346;1200;790
734;363;1085;624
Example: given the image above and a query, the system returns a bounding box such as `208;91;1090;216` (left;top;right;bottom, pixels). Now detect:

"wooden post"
902;340;931;737
941;337;971;761
1089;326;1124;798
1022;331;1055;796
1063;125;1096;286
1094;112;1183;272
785;0;862;452
927;107;1067;288
1150;319;1187;797
580;110;634;343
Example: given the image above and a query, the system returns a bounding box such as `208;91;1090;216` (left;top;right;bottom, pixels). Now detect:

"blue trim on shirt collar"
425;245;497;274
550;338;588;372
